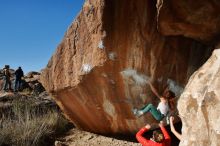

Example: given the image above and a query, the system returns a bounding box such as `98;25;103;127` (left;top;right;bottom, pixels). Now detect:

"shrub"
0;98;69;146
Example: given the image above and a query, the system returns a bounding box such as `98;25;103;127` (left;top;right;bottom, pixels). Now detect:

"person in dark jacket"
136;121;171;146
2;65;12;91
14;66;24;91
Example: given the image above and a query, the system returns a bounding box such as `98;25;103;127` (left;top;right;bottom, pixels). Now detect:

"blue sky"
0;0;84;74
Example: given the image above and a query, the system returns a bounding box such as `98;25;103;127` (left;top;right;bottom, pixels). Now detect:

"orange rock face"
41;0;218;134
157;0;220;42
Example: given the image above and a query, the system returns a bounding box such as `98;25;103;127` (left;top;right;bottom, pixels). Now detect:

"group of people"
2;65;24;92
133;81;182;146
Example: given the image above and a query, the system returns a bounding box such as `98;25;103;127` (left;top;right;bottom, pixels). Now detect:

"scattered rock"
26;71;41;78
0;69;45;96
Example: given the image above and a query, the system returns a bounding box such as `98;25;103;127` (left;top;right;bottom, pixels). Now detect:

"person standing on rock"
2;65;12;91
136;121;171;146
133;82;175;122
14;66;24;91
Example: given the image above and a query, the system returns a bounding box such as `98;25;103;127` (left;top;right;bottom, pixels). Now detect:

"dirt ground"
55;122;181;146
55;128;141;146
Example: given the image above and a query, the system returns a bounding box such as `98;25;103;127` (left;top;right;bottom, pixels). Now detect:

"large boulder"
157;0;220;43
41;0;219;134
178;49;220;146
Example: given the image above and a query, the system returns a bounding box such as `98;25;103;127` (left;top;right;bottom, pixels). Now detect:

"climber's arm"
136;124;151;145
170;116;182;140
148;82;160;98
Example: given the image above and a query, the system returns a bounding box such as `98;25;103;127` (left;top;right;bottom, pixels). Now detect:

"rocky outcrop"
157;0;220;43
24;71;45;95
0;91;57;119
178;49;220;146
41;0;219;134
0;69;45;95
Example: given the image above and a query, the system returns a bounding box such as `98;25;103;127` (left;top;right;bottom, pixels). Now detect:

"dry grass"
0;98;69;146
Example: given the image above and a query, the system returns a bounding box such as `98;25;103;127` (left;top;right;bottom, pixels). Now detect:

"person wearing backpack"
2;65;12;91
14;66;24;91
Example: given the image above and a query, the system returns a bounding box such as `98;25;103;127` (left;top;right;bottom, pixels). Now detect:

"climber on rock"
136;121;171;146
133;81;175;122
